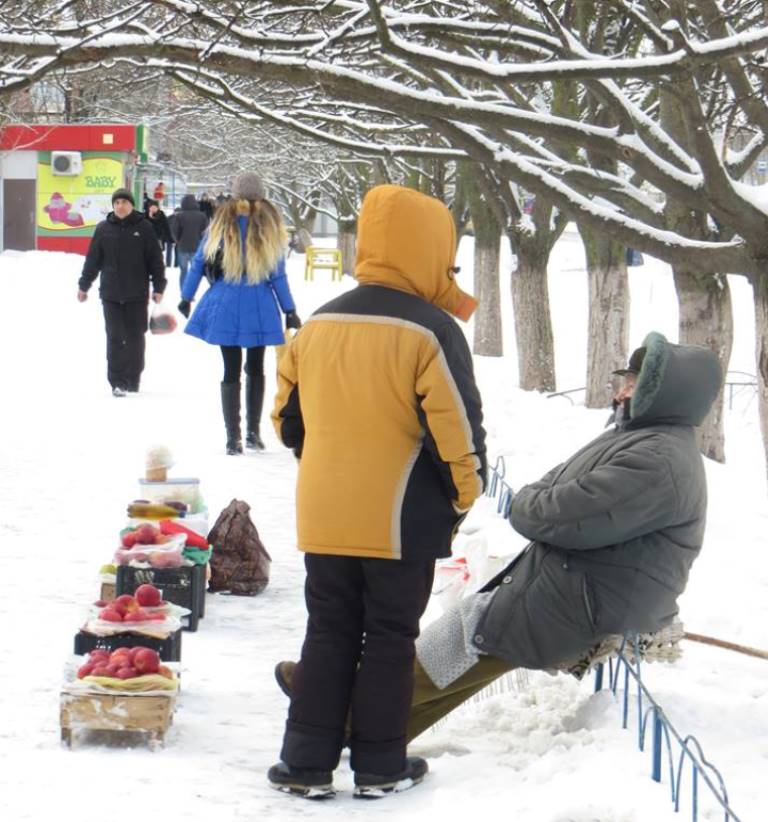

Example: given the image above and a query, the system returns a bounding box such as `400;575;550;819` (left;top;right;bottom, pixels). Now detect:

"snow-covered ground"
0;229;765;821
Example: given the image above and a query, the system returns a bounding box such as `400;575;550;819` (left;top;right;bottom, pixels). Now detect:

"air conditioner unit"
51;151;83;176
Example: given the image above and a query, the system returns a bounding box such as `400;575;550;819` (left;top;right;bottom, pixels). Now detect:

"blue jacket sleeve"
181;236;207;301
268;257;296;313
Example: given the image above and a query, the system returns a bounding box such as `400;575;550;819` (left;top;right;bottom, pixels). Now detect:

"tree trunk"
473;218;503;357
673;269;733;463
580;225;629;408
510;239;556;391
752;272;768;481
337;221;356;276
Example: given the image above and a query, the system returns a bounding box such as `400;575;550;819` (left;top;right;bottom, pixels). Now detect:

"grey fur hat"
232;172;266;201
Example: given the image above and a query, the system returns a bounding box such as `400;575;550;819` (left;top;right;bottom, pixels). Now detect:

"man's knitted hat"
111;188;135;206
232;172;265;201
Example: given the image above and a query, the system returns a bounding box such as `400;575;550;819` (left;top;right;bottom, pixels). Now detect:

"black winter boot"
245;373;266;450
220;381;243;455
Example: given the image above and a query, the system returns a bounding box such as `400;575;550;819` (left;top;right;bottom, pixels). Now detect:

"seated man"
277;331;722;743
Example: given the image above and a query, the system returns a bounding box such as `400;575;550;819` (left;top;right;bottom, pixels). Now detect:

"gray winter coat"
172;194;209;252
474;332;722;670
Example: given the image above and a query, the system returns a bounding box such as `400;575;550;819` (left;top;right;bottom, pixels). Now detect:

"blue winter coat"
181;216;296;347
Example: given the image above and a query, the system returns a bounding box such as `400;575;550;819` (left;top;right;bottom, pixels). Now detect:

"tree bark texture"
673;269;732;463
467;181;503;357
752;272;768;481
337;222;356;276
472;220;503;357
510;239;556;392
580;225;629;408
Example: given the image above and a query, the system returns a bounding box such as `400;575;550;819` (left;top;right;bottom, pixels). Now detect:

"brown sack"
207;499;271;595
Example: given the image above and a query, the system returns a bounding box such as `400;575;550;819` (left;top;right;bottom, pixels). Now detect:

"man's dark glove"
285;310;302;330
178;299;191;319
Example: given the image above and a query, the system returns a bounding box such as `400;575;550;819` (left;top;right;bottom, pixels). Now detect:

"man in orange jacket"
268;185;487;799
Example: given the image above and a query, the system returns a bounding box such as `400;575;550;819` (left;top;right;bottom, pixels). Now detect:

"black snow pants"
102;299;149;391
280;553;434;775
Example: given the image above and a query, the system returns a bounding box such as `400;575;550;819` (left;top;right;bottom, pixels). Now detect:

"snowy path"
0;243;765;821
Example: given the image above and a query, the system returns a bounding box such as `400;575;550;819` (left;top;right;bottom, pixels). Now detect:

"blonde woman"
178;173;301;454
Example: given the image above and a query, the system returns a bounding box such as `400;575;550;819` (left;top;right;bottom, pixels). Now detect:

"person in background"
198;193;214;223
178;172;301;454
172;194;208;289
268;184;486;800
144;199;172;250
77;188;166;396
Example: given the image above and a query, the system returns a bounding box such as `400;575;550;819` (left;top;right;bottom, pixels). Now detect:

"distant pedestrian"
198;193;214;223
144;199;172;249
178;172;300;454
172;194;208;289
77;188;166;396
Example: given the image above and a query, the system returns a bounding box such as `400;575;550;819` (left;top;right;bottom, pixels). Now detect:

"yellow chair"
305;246;343;281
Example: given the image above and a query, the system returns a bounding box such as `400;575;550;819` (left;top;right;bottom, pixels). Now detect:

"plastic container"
117;565;206;631
73;628;182;662
137;478;201;509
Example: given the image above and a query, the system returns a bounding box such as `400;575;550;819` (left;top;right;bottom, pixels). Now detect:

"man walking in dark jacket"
77;188;166;396
172;194;208;289
275;331;723;742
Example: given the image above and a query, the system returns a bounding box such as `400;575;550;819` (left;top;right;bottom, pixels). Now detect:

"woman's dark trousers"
102;300;148;391
281;553;435;775
220;346;266;453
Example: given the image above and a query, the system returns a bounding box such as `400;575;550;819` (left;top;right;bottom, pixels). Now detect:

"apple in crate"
135;524;159;545
113;594;139;616
121;531;138;548
116;667;139;679
133;648;160;674
99;607;123;622
135;584;162;607
123;608;152;623
77;662;95;678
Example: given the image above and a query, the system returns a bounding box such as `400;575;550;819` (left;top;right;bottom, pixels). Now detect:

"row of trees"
1;0;768;473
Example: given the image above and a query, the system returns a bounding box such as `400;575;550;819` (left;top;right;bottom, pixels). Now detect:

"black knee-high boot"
245;373;266;450
220;381;243;455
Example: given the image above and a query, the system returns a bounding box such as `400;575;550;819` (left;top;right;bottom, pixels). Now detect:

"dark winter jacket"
146;209;173;245
474;332;722;670
172;194;209;253
79;210;166;303
272;184;486;562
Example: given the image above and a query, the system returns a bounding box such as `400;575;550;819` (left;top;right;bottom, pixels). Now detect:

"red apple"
113;594;139;614
104;663;121;677
94;599;109;608
115;667;139;679
132;648;160;674
121;531;138;548
109;648;132;665
135;524;158;545
91;664;111;677
99;608;123;622
157;664;174;680
89;649;109;661
123;608;151;622
77;663;95;679
134;584;162;607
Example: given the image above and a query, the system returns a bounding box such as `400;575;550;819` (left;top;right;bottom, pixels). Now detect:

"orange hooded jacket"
272;185;486;561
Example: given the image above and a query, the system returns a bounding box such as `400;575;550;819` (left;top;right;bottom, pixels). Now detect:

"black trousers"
220;345;265;384
102;300;148;390
281;553;434;775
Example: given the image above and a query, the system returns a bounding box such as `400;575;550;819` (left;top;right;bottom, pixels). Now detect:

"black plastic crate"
116;564;206;632
73;628;182;662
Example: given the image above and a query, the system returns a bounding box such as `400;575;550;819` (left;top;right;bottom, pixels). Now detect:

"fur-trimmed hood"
627;331;722;428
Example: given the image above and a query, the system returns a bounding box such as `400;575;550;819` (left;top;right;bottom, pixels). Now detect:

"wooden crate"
60;688;176;749
100;581;116;601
